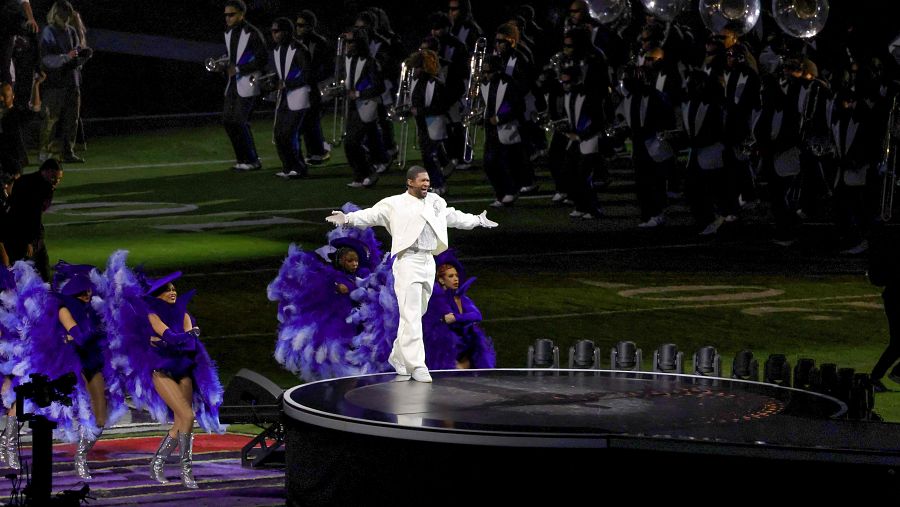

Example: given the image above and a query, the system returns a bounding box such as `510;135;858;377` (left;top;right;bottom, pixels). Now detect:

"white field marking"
578;281;635;288
617;285;785;302
741;306;855;316
49;201;198;217
833;301;884;310
154;217;315;232
482;293;880;323
62;159;243;173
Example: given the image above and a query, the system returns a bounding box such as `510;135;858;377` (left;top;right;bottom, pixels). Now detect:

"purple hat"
52;261;97;296
144;271;182;296
434;249;466;281
329;237;370;266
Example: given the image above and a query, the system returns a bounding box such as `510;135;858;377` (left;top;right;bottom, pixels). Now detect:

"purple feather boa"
98;251;224;433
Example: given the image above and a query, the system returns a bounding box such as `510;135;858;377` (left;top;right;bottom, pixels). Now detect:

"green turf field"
39;117;900;422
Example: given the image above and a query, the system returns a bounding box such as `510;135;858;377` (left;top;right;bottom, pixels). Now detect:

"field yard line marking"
62;159;243;173
482;293;881;323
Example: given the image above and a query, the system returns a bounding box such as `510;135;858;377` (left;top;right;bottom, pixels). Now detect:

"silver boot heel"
0;416;9;467
178;431;198;489
149;433;178;483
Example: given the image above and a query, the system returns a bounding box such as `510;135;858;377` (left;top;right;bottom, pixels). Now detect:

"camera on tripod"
14;373;77;415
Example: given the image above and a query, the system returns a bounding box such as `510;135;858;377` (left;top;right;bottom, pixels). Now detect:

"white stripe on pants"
389;250;435;372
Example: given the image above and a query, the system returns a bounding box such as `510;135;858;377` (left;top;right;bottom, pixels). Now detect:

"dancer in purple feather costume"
422;250;496;370
268;203;395;381
33;261;129;479
97;251;224;489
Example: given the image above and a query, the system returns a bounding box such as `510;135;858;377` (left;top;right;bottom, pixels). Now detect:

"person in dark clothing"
39;0;90;163
269;17;311;179
1;72;43;176
6;158;62;280
0;0;39;85
342;27;386;188
447;0;482;51
868;225;900;392
295;10;330;164
222;0;267;172
0;171;14;267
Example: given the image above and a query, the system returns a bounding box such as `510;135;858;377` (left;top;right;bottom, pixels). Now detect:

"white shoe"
275;170;289;178
551;192;568;203
569;210;585;218
489;200;504;208
724;214;738;223
501;194;517;204
638;215;665;228
796;208;808;220
841;240;869;255
346;181;365;188
374;163;388;174
699;216;725;236
519;184;540;194
581;213;596;220
562;198;574;205
362;176;378;187
411;367;433;383
286;170;300;178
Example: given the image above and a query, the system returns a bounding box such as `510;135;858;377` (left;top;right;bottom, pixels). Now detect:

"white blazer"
346;192;481;256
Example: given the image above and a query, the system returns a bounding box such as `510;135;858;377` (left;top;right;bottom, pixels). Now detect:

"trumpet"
389;61;414;169
249;72;279;92
205;55;229;73
533;111;569;133
461;37;487;163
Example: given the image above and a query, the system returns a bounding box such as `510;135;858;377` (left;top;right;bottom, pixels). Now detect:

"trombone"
881;93;899;222
318;35;348;147
461;37;487;164
388;61;414;169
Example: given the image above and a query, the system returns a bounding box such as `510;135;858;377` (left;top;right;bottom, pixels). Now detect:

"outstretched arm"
445;208;498;230
325;199;392;229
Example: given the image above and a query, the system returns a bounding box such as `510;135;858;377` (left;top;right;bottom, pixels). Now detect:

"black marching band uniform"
223;12;267;171
271;18;312;179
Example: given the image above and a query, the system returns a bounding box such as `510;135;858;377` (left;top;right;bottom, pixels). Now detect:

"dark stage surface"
283;370;900;504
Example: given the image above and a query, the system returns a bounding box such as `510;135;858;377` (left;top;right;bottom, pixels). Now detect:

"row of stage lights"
526;338;877;420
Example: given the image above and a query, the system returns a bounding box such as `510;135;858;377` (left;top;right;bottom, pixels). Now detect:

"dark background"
15;0;900;119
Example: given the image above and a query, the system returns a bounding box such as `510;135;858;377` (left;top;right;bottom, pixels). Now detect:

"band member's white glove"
325;211;348;227
478;211;498;228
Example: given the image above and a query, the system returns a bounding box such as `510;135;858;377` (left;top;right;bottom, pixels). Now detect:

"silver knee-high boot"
149;433;178;483
74;426;102;479
0;416;9;467
177;431;198;489
6;415;19;470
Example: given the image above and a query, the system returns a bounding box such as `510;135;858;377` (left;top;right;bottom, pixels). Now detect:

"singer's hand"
478;211;498;228
325;211;348;227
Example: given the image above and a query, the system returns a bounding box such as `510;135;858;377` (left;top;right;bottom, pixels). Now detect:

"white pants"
389;250;435;373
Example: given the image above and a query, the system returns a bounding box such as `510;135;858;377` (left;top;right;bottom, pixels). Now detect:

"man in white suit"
325;166;498;382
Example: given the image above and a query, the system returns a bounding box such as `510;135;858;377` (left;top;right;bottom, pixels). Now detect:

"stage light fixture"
793;358;817;390
568;340;601;369
653;343;683;374
610;341;643;371
693;346;721;377
527;338;560;369
731;349;759;381
763;354;792;386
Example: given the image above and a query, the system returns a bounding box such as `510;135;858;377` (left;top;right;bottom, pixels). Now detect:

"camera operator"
38;0;91;164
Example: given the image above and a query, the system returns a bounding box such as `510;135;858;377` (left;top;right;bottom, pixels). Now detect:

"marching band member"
479;55;526;207
222;0;268;172
448;0;482;52
560;66;604;220
270;17;311;179
409;50;451;195
343;27;386;188
295;10;331;164
428;12;469;173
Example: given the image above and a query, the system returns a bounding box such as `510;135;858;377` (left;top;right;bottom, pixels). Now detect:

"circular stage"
282;369;900;504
